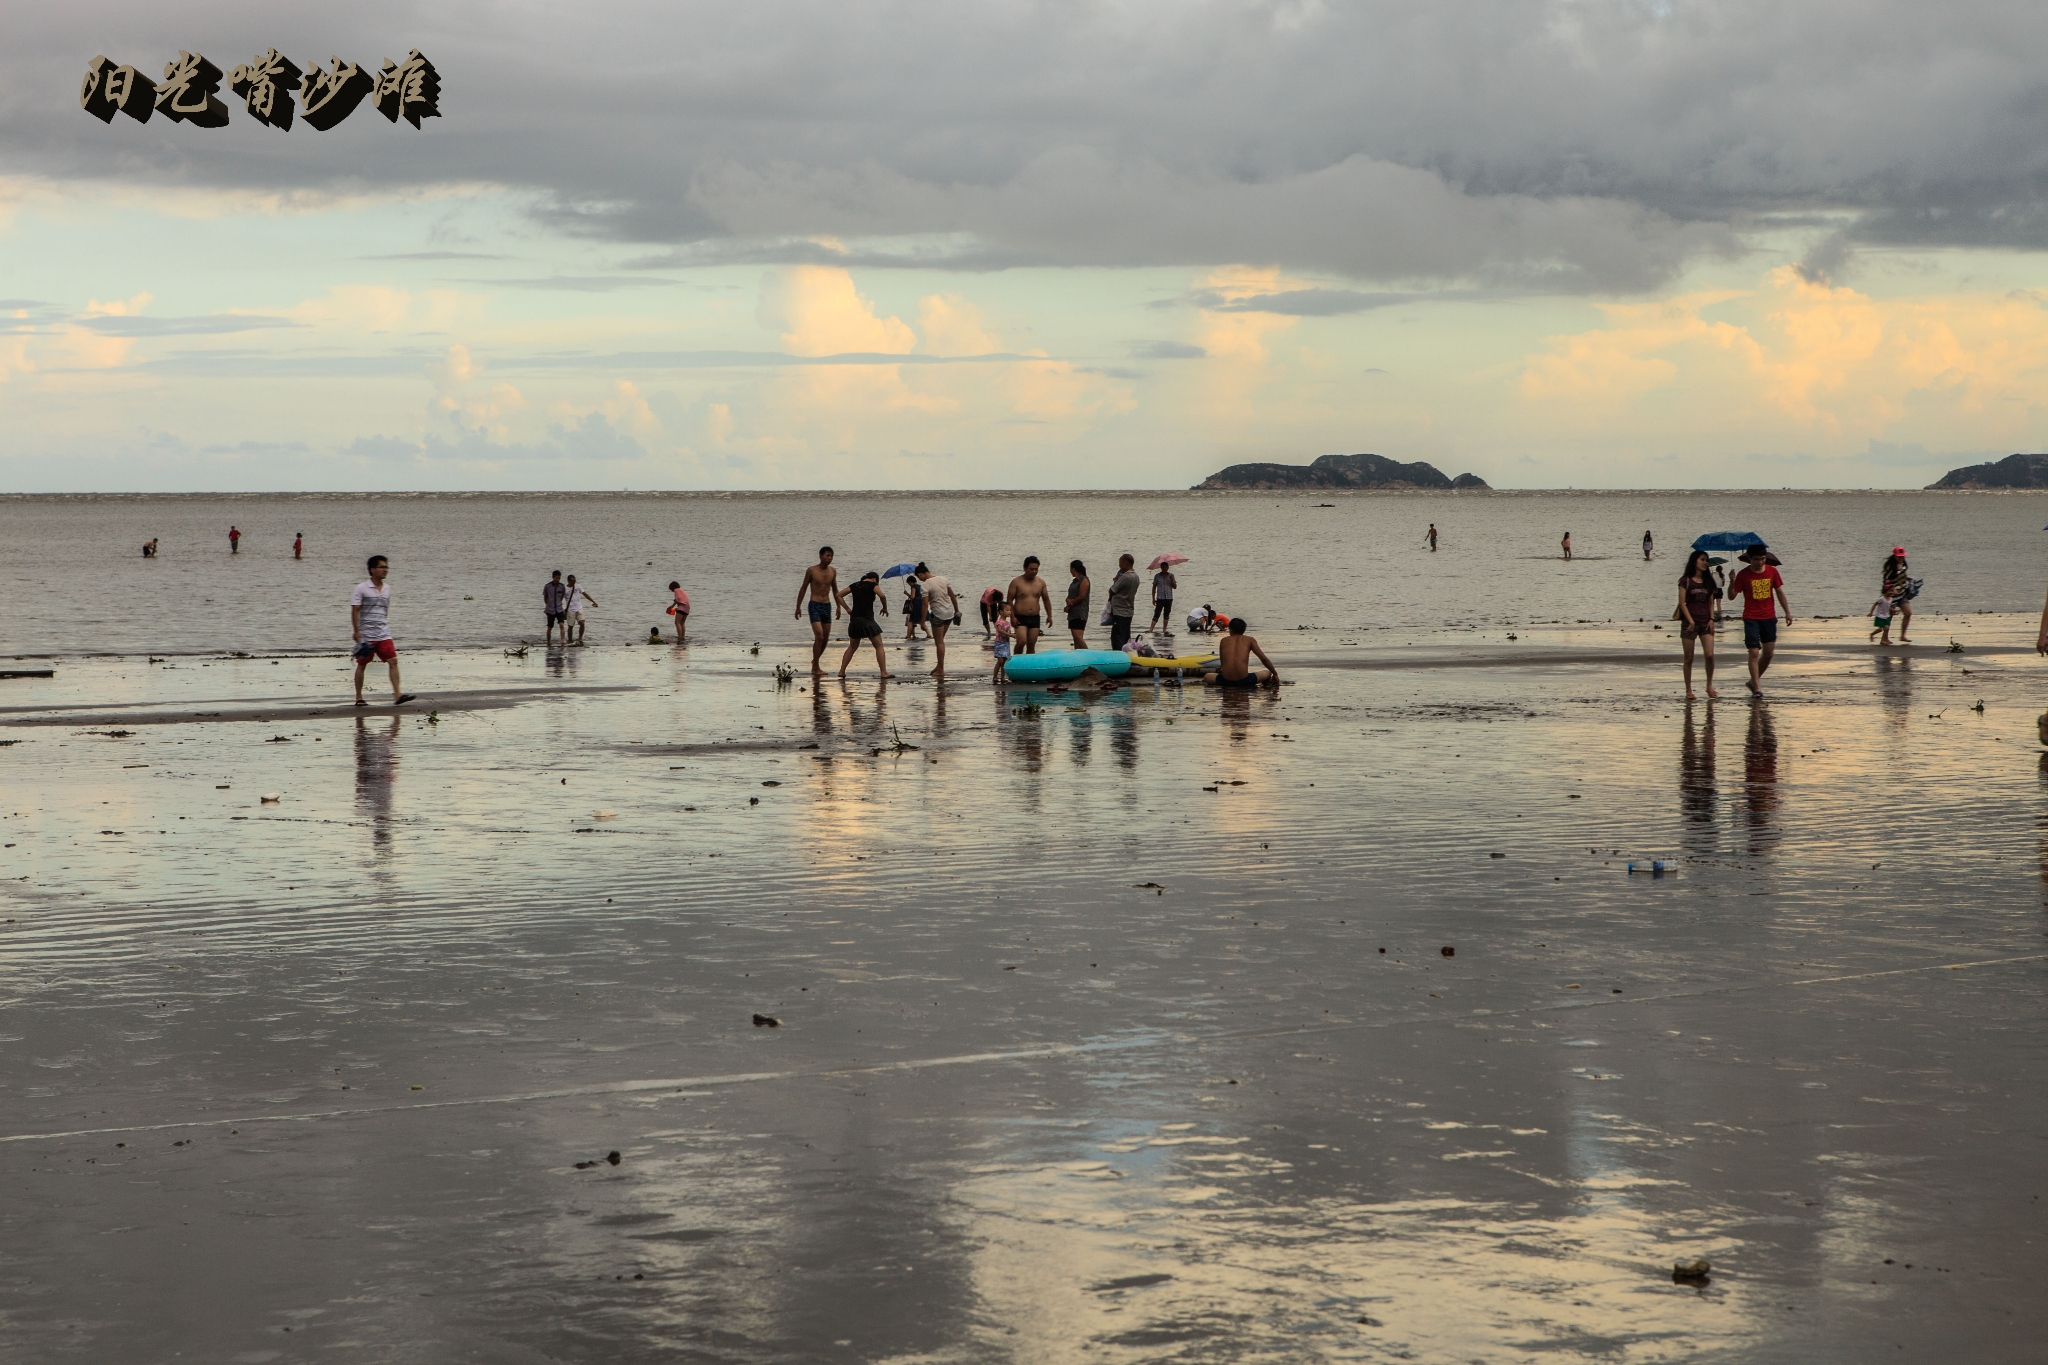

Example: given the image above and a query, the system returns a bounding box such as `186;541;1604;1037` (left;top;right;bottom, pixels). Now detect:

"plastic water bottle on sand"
1627;858;1676;876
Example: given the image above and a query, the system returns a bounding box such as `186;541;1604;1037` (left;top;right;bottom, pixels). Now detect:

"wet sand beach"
4;607;2045;1362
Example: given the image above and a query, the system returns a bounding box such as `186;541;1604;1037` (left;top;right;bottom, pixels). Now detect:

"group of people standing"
1673;542;1917;700
796;549;962;679
792;548;1218;683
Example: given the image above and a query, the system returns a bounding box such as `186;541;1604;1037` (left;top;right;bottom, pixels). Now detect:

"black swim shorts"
1743;618;1778;648
1015;613;1041;630
1066;613;1088;631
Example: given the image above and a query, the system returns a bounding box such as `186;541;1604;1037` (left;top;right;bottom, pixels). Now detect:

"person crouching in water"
1205;616;1279;688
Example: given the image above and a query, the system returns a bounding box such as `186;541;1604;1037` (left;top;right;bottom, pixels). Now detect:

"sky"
6;1;2048;491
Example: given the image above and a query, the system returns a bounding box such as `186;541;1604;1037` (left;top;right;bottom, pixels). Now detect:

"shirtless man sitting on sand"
1006;556;1054;655
795;546;839;673
1206;617;1279;688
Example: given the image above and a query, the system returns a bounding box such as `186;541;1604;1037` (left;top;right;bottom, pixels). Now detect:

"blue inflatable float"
1000;648;1133;682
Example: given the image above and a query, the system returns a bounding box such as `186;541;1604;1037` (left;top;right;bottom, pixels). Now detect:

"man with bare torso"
1006;556;1055;655
795;546;840;673
1206;616;1279;688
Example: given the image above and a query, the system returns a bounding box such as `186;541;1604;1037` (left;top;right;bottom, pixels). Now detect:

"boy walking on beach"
1728;545;1791;695
796;547;840;673
229;525;241;554
544;570;568;646
1869;587;1895;645
352;555;415;707
564;575;596;645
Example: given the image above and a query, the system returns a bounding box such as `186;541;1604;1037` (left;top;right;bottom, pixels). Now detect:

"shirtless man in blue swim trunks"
795;546;840;673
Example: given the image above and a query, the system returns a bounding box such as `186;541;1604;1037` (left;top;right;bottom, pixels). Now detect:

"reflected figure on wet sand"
353;714;401;854
1742;701;1779;852
1680;703;1718;859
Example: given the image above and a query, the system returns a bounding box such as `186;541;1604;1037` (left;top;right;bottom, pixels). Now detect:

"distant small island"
1194;452;1489;491
1926;453;2048;489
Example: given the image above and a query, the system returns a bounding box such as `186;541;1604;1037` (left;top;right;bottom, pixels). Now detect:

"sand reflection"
955;1111;1759;1361
353;715;401;859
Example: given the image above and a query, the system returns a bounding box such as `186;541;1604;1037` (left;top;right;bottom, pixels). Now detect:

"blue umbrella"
881;563;917;578
1690;531;1766;552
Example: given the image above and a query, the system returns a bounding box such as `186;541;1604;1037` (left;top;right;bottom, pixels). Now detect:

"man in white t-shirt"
913;562;960;677
564;574;598;646
351;554;415;707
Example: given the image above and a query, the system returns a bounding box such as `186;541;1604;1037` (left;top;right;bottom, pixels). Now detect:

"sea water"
1;488;2043;657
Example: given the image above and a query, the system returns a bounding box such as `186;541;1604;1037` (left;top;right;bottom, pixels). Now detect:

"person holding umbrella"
1148;553;1184;631
881;562;927;641
1728;543;1791;695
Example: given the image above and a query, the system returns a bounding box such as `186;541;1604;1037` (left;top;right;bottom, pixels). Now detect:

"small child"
666;581;690;643
991;605;1015;683
1869;587;1894;644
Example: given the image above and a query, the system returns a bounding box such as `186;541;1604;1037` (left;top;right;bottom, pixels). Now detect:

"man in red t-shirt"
1727;545;1792;694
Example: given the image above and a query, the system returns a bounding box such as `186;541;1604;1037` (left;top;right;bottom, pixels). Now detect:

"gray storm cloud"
10;0;2048;291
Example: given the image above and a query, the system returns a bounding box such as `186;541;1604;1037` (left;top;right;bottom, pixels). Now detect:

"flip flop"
395;693;417;705
353;698;368;706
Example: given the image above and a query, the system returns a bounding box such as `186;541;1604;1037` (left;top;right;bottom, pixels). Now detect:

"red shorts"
354;639;396;663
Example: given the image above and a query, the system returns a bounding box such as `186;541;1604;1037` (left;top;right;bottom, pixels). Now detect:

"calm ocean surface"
2;490;2043;656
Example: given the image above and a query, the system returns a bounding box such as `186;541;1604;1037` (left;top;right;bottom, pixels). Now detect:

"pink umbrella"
1147;553;1189;570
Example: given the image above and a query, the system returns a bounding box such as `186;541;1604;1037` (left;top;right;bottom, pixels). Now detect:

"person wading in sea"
1106;553;1140;651
1561;530;1572;561
795;547;840;673
1064;560;1092;647
1882;546;1914;643
1007;557;1054;655
915;563;959;677
543;570;569;648
1150;563;1177;629
835;570;892;679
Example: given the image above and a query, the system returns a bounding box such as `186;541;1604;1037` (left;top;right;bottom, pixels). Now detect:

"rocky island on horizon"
1925;453;2048;489
1194;452;1489;491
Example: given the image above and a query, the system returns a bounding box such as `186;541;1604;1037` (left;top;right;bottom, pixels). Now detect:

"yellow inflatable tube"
1126;653;1219;672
